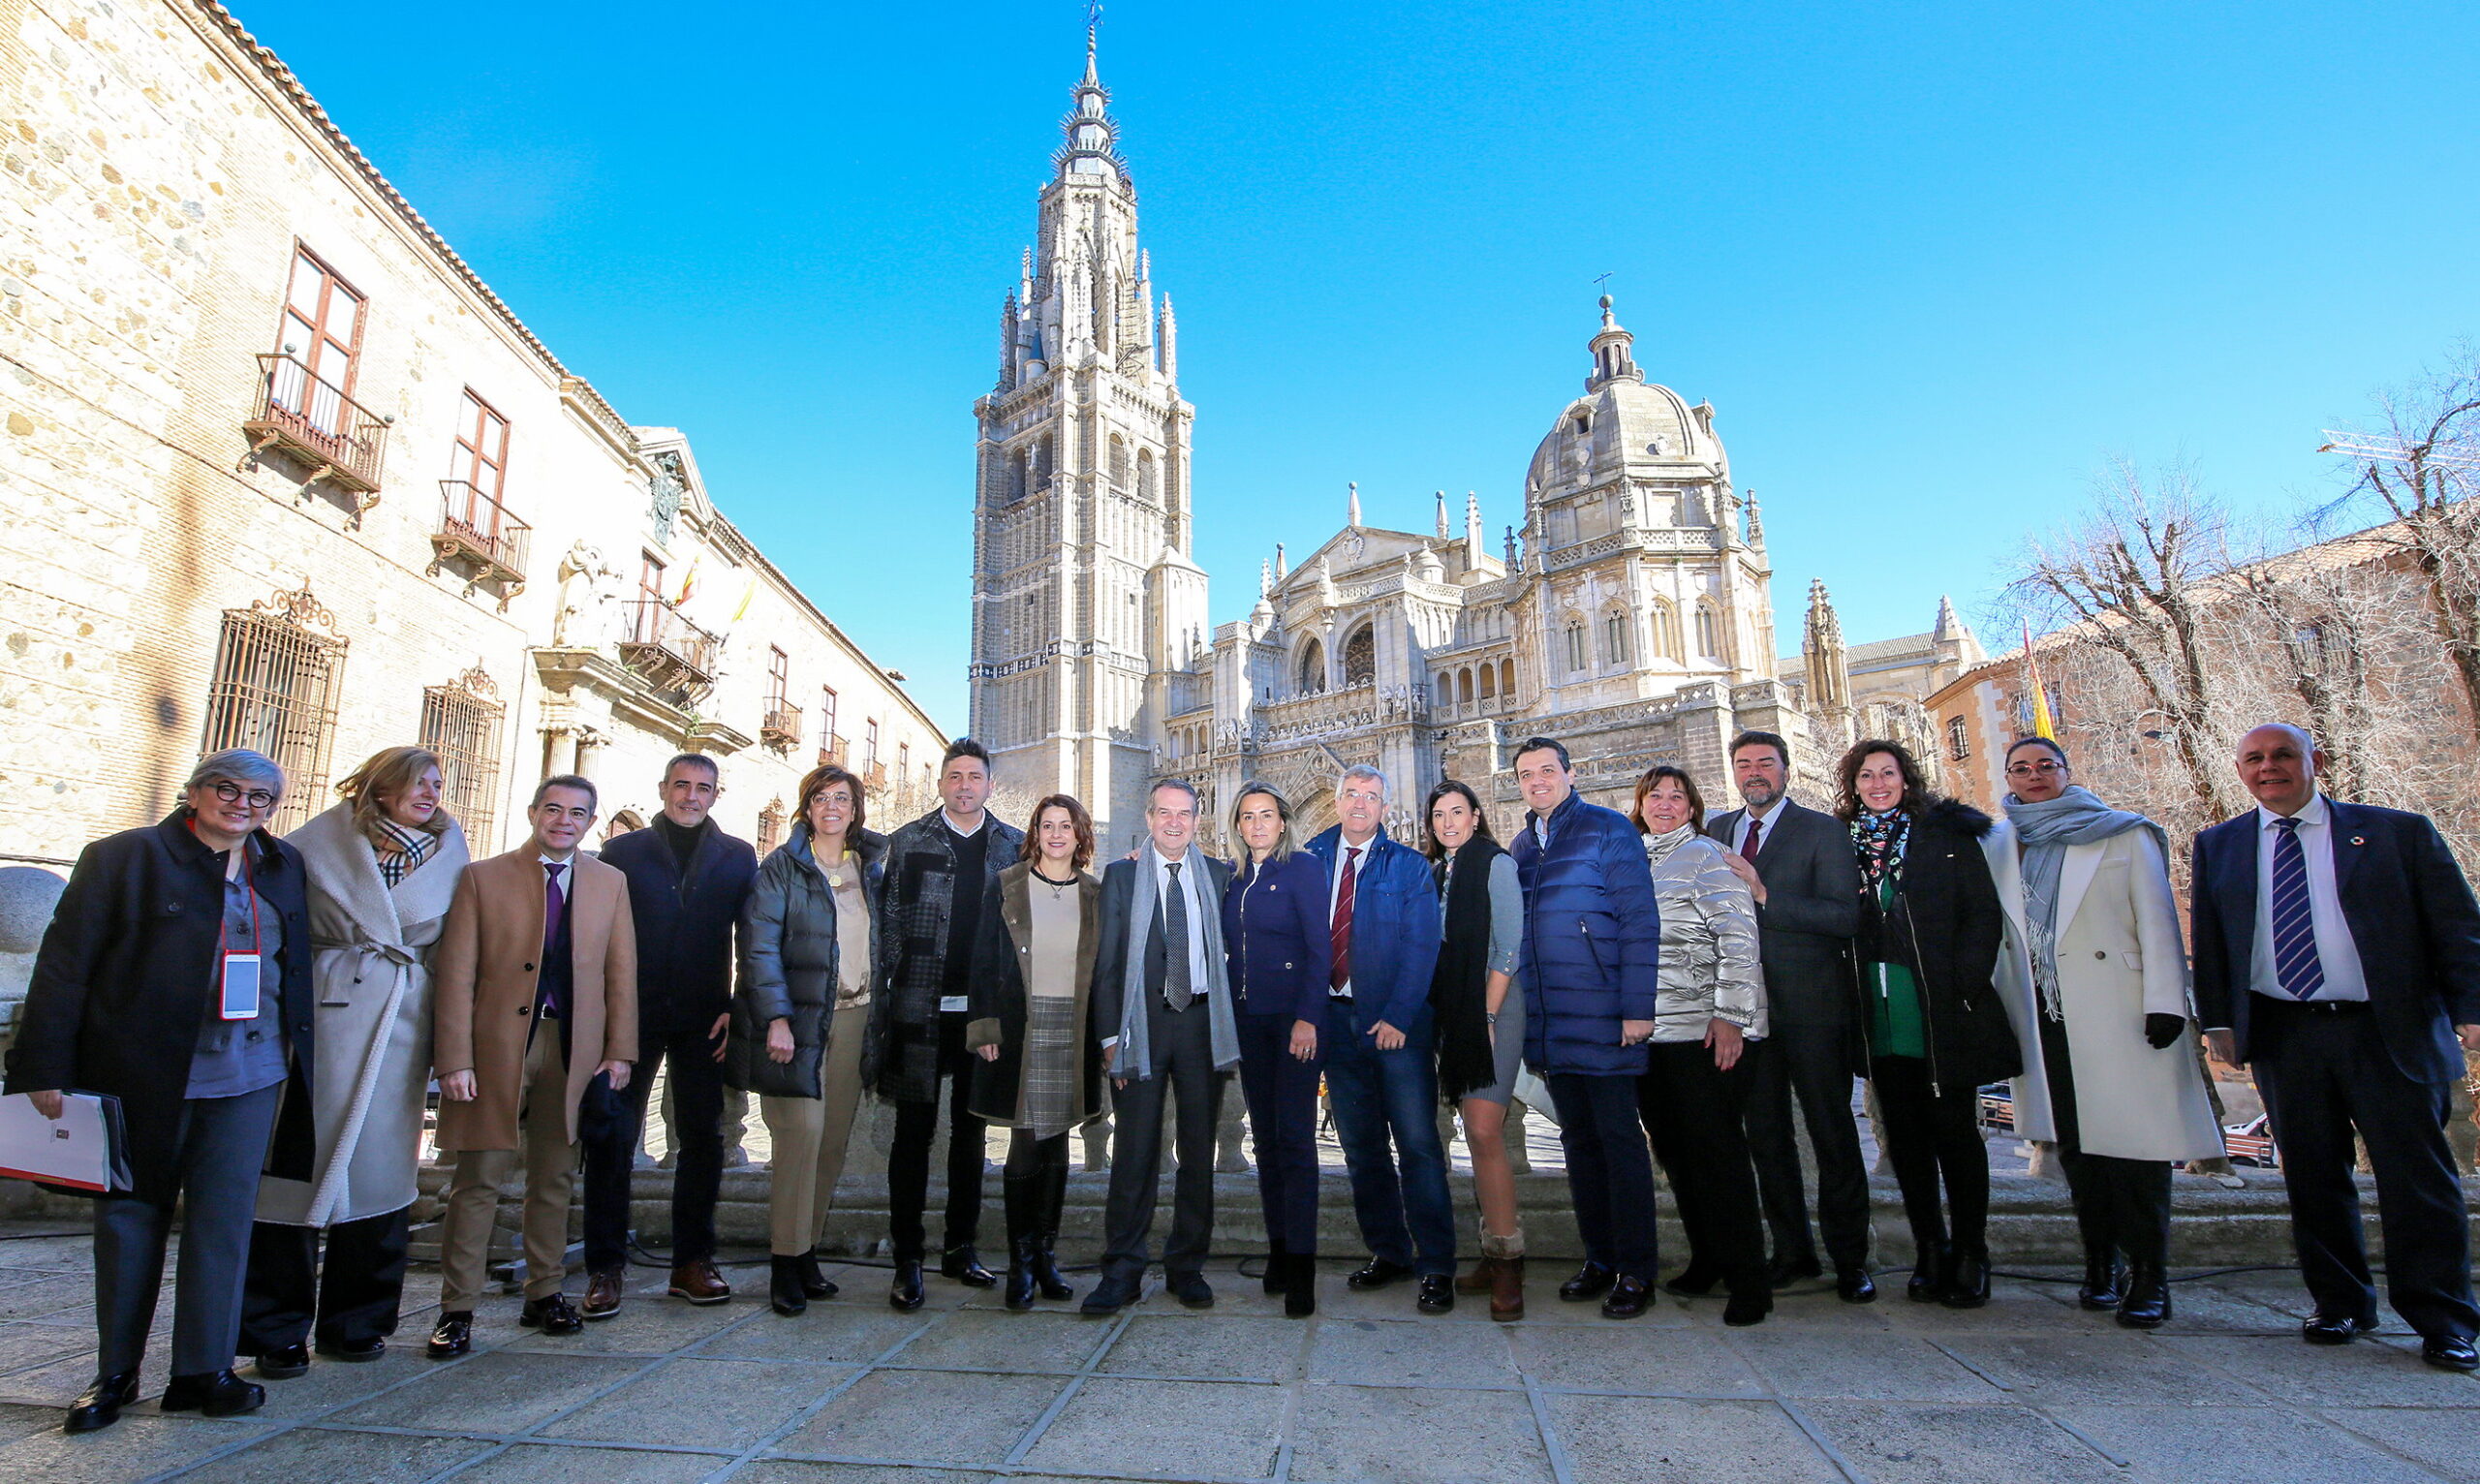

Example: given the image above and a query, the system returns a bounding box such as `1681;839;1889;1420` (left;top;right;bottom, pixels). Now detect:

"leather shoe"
1455;1256;1496;1296
520;1293;584;1336
1722;1287;1774;1327
1559;1261;1617;1301
1600;1275;1651;1319
941;1246;999;1288
669;1257;732;1306
2303;1312;2375;1345
252;1342;309;1379
1416;1274;1454;1314
1768;1252;1823;1290
1082;1270;1140;1315
581;1269;625;1321
797;1251;839;1299
1836;1266;1877;1305
315;1336;386;1363
426;1312;473;1360
1663;1260;1721;1297
1168;1271;1215;1310
64;1372;138;1434
2116;1263;2171;1329
1347;1256;1413;1291
160;1369;265;1418
2421;1335;2479;1373
1906;1243;1951;1303
889;1260;927;1312
771;1255;810;1317
2077;1252;2124;1312
1940;1249;1992;1310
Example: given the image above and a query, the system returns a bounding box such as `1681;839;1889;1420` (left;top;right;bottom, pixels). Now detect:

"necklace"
820;850;851;890
1033;866;1076;897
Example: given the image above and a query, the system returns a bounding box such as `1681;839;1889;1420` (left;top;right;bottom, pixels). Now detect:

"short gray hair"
186;749;285;801
1147;777;1201;811
2240;722;2316;758
1337;763;1387;800
531;774;600;812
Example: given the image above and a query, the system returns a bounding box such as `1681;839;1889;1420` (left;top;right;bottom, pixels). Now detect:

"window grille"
1343;627;1375;686
200;585;348;832
420;667;506;850
1947;717;1970;762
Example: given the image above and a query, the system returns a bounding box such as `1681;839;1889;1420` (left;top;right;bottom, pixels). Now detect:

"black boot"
1003;1170;1039;1311
771;1255;808;1317
1941;1246;1991;1310
889;1260;926;1312
1263;1237;1290;1296
1006;1236;1040;1311
797;1250;838;1299
1032;1160;1074;1302
1284;1253;1317;1318
2077;1249;2123;1312
1906;1241;1950;1303
2117;1262;2171;1328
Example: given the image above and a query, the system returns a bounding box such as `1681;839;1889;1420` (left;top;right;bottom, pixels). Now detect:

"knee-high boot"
1031;1154;1073;1302
1002;1170;1039;1312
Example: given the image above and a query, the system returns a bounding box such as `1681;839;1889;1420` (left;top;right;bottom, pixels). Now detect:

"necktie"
2268;818;2325;1000
1740;815;1764;860
1330;847;1361;993
541;861;568;1018
1162;862;1193;1010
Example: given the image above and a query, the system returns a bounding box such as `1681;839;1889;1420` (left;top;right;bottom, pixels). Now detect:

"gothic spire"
1585;294;1643;392
1348;481;1362;529
1054;23;1128;183
1435;490;1449;539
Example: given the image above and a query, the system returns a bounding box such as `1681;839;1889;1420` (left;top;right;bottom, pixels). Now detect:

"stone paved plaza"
0;1223;2474;1483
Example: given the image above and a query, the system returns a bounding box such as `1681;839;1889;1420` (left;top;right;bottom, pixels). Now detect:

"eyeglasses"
2004;761;2066;779
207;781;278;810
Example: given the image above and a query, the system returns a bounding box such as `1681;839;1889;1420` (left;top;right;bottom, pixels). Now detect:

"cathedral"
969;38;1981;850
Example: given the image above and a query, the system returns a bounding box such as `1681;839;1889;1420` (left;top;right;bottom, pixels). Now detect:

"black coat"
600;819;758;1039
727;825;885;1100
5;812;316;1201
1707;799;1861;1027
1852;797;2021;1094
963;864;1105;1128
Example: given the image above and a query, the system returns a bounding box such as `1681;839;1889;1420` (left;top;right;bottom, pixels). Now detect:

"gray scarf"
2004;786;2166;1020
1115;845;1240;1077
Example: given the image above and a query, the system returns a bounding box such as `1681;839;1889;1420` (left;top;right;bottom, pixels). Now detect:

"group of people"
8;716;2478;1438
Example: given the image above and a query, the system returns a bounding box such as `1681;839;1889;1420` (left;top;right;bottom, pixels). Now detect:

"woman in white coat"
241;747;471;1375
1986;737;2222;1329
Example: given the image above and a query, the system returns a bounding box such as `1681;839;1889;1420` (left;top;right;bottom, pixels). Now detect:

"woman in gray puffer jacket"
727;763;885;1316
1629;764;1773;1325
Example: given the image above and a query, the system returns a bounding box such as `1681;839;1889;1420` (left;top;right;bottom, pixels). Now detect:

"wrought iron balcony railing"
243;352;388;495
430;480;531;606
617;598;720;694
761;702;802;750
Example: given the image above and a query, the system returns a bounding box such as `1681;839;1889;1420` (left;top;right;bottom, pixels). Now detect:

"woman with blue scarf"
1986;738;2222;1329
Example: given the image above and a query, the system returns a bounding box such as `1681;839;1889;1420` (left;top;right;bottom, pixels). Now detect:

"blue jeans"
1324;1017;1456;1275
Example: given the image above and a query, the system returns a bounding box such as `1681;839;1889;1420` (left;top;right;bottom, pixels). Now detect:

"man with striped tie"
2191;724;2480;1374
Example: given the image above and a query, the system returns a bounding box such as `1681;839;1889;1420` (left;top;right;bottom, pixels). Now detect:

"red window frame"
449;389;511;535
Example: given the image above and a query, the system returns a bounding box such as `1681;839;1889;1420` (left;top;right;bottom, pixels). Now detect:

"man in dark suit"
1082;779;1240;1314
2192;723;2480;1373
1706;730;1875;1303
583;754;758;1316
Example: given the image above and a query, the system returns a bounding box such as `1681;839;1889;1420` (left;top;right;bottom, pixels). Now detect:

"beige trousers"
760;1005;869;1256
439;1028;575;1309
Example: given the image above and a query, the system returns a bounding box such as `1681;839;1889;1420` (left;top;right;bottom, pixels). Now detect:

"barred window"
200;589;347;832
1947;716;1970;762
420;670;507;850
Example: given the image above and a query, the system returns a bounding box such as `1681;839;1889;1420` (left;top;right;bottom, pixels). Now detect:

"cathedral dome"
1525;297;1725;504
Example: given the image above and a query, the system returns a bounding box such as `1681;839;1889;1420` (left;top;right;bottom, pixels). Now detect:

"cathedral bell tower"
968;29;1203;849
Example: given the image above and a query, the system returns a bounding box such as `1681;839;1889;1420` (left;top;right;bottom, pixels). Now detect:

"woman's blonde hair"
336;746;451;848
1228;782;1299;862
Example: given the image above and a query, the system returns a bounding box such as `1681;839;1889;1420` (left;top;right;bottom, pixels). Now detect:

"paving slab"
1551;1394;1843;1484
1017;1376;1288;1479
1507;1323;1766;1397
161;1423;493;1483
736;1466;985;1484
1797;1400;2122;1484
885;1309;1109;1375
779;1369;1067;1465
1100;1314;1306;1379
541;1355;852;1450
496;1295;756;1355
2318;1406;2480;1483
245;1345;434;1420
2159;1333;2480;1407
1936;1332;2271;1406
331;1349;650;1435
2056;1403;2452;1484
1305;1317;1520;1389
692;1303;928;1364
1730;1329;2000;1402
0;1274;93;1322
0;1410;265;1483
450;1442;737;1482
1289;1381;1553;1484
0;1317;98;1375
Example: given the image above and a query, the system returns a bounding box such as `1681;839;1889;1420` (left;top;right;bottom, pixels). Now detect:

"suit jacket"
599;819;756;1039
2190;797;2480;1085
1303;825;1441;1038
1090;851;1234;1069
1706;798;1860;1027
432;847;638;1149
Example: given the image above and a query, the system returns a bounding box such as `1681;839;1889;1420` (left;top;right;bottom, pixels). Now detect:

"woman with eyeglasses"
6;750;318;1432
1837;738;2020;1309
1989;736;2221;1328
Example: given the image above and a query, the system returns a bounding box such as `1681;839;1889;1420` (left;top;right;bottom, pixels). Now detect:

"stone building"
967;41;1979;848
0;0;947;878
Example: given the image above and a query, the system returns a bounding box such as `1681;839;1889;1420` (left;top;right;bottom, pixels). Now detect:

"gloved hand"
2145;1013;2186;1050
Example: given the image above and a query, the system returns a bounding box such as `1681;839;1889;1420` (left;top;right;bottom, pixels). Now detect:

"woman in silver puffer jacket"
1630;764;1774;1325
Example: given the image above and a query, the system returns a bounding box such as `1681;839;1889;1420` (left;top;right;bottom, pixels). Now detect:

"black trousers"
1547;1071;1658;1280
2251;998;2479;1342
1100;995;1224;1281
1236;1011;1323;1255
1742;1020;1874;1269
887;1010;989;1262
582;1021;727;1273
2040;1014;2171;1268
240;1204;412;1354
1872;1055;1990;1260
1640;1039;1768;1294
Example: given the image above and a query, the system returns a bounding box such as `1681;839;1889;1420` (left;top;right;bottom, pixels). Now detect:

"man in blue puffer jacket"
1507;736;1664;1318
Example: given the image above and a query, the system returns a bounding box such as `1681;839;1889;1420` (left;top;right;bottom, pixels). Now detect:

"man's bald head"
2236;723;2323;817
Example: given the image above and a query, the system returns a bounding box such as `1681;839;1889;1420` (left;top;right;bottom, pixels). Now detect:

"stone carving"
648;453;687;544
553;541;620;646
249;580;343;644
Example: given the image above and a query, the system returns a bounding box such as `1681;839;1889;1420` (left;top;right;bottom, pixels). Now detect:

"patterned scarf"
371;818;439;888
1850;806;1910;891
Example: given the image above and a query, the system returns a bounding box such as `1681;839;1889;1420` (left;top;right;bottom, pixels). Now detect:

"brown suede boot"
1484;1230;1525;1321
1455;1256;1498;1295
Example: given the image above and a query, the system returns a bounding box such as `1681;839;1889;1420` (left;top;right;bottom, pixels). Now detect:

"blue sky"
230;1;2480;731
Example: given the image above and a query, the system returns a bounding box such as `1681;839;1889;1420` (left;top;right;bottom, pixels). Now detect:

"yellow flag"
731;576;759;626
2022;620;2057;740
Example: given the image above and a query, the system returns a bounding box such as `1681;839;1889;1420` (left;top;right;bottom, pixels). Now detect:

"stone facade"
0;0;947;886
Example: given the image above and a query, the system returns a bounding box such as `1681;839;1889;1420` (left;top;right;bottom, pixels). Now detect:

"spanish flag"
2022;620;2057;741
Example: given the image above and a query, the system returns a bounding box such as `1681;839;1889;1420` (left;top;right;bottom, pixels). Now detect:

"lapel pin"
2349;837;2365;846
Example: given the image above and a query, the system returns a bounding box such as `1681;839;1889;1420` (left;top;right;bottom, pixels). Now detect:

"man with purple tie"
2191;724;2480;1374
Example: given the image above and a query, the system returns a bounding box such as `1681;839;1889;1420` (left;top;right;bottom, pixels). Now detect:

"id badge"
220;952;263;1021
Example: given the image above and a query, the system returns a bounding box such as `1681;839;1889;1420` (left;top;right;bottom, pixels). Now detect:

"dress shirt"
1326;833;1376;999
1737;795;1790;853
539;852;576;903
1152;845;1213;997
2248;792;2370;1004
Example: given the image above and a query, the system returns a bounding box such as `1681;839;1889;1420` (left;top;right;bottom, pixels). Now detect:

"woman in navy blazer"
1220;782;1332;1316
